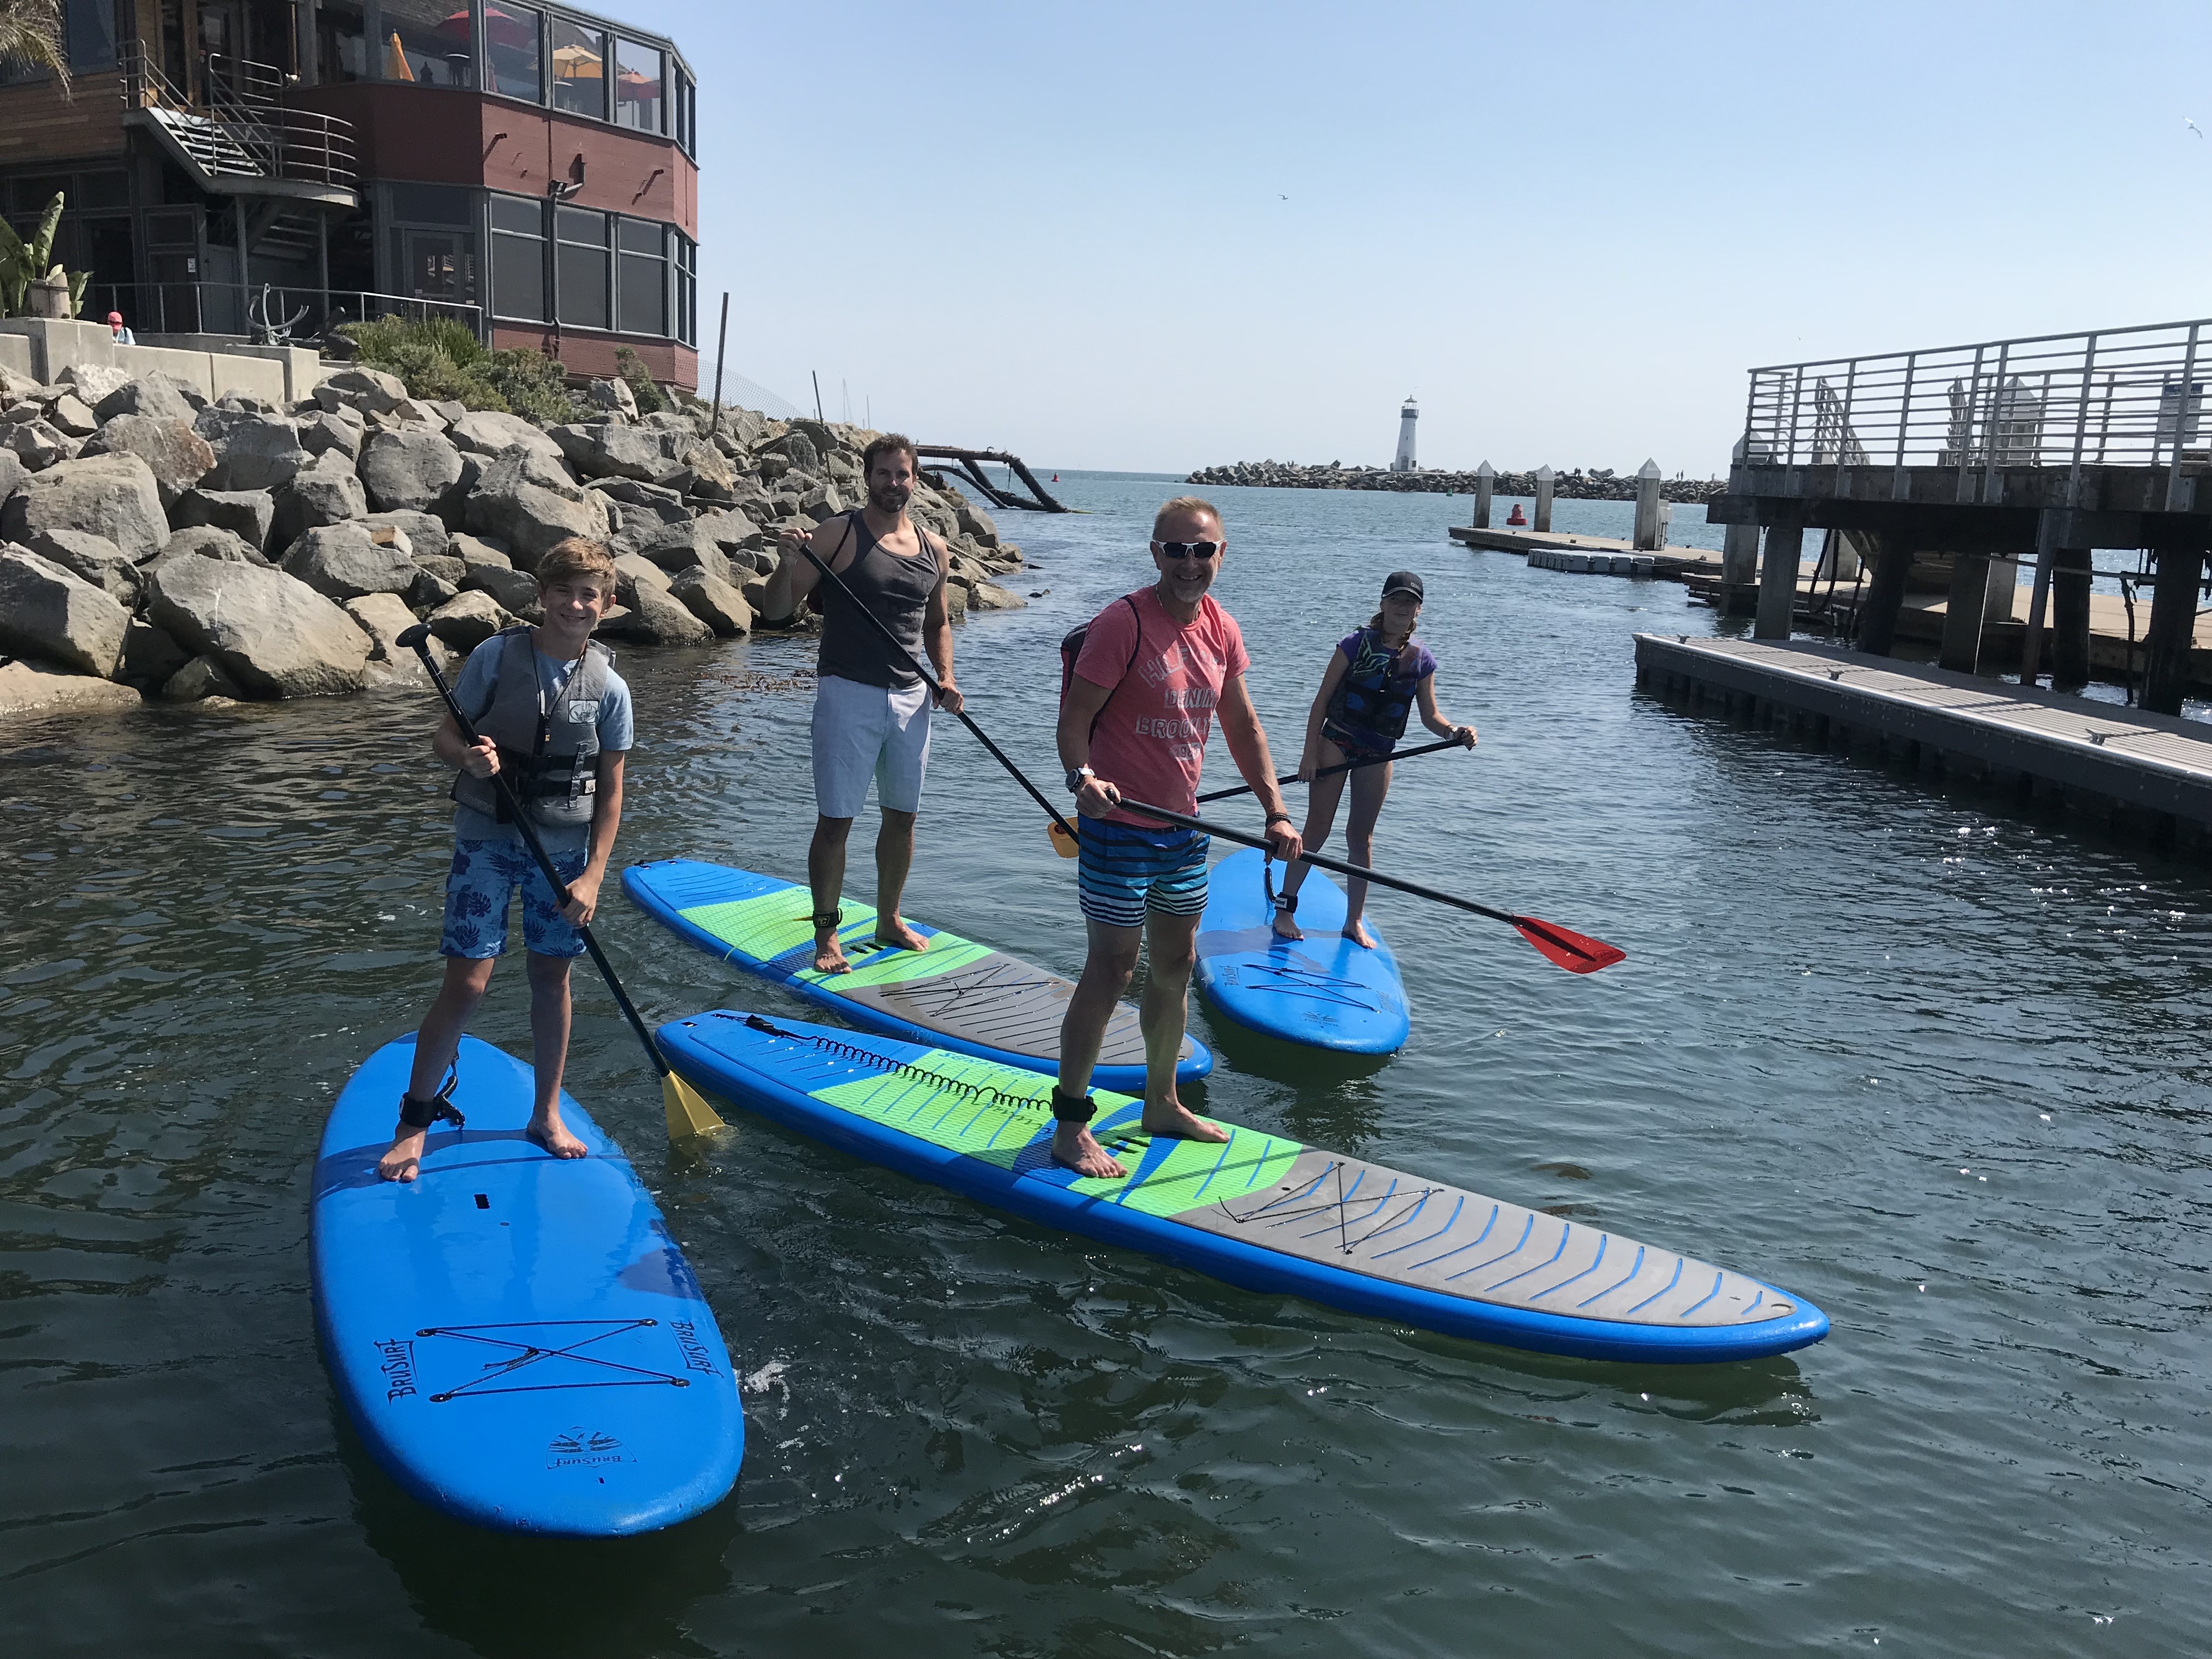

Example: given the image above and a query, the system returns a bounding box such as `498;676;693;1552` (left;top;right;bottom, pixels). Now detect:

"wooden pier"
1635;633;2212;837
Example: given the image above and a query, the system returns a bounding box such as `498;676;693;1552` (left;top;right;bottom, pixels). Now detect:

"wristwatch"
1065;766;1094;794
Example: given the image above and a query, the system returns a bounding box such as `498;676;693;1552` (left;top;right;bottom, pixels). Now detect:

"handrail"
86;280;484;344
119;42;357;191
1739;316;2212;486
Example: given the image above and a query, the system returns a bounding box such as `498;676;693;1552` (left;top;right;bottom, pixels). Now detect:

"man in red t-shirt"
1052;496;1302;1178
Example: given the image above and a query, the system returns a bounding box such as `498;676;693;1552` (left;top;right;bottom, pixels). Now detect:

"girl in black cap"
1272;570;1475;946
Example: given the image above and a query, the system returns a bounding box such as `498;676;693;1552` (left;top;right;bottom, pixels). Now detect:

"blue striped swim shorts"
1077;819;1211;930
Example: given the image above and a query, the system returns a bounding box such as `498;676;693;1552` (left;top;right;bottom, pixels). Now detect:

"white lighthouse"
1390;396;1418;472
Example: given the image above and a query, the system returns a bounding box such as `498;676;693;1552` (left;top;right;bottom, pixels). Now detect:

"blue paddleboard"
623;857;1211;1091
1193;848;1411;1054
657;1009;1828;1364
311;1036;744;1535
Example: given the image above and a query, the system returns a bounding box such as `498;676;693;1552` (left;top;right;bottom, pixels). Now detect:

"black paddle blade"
1511;915;1626;974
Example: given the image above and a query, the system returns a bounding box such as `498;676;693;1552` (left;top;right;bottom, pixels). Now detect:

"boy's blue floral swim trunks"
439;839;590;960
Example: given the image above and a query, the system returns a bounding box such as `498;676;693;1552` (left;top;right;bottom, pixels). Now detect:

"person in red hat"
106;311;135;345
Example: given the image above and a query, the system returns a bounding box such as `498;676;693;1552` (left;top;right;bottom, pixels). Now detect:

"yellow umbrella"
551;43;602;78
384;32;415;82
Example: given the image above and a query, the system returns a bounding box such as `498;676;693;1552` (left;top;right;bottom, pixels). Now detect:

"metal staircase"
120;44;357;202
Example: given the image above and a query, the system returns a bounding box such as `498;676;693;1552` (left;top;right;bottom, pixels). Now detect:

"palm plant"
0;0;67;94
0;192;89;318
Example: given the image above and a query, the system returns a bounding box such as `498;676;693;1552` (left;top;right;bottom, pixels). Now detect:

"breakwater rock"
0;364;1025;720
1186;460;1725;505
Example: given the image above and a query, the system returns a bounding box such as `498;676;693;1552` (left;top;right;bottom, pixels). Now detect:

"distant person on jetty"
1052;496;1302;1178
1271;570;1475;947
762;432;962;974
106;310;134;345
379;537;632;1182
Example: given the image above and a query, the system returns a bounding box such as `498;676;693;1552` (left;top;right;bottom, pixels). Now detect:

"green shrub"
613;345;667;414
335;315;584;423
481;348;577;424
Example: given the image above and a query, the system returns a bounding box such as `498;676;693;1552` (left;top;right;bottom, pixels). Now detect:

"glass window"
679;69;696;152
14;175;70;215
490;193;546;322
78;170;129;210
555;206;607;329
674;231;695;347
65;0;117;72
318;2;367;84
549;18;605;119
378;0;477;88
484;3;540;101
616;218;664;336
388;182;472;225
613;38;661;133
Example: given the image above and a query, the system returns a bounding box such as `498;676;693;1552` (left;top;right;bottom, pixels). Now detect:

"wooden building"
0;1;700;388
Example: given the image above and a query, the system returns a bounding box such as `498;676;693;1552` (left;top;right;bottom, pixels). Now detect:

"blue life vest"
1324;628;1421;747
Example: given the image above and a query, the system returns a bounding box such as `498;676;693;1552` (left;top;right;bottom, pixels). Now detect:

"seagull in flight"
2190;117;2204;139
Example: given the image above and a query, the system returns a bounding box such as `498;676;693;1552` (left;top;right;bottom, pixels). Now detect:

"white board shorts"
811;672;933;819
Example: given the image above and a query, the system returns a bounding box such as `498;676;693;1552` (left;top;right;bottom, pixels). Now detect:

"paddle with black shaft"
785;539;1085;853
1106;792;1625;974
394;623;728;1140
1194;733;1468;805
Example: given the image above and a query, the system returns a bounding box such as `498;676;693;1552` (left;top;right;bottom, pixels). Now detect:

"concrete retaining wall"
0;319;324;404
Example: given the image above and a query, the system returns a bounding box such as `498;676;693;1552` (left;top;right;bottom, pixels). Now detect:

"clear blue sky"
600;1;2211;475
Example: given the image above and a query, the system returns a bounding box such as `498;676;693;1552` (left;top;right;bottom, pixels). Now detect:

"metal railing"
119;44;357;191
87;281;482;345
1741;317;2211;509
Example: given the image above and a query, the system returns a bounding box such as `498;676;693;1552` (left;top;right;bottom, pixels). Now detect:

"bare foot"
527;1113;589;1159
1140;1101;1231;1144
814;928;850;974
874;916;928;952
1051;1122;1126;1178
377;1125;428;1183
1270;907;1304;942
1344;919;1376;949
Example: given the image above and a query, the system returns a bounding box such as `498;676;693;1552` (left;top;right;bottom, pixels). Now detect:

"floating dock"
1634;633;2212;838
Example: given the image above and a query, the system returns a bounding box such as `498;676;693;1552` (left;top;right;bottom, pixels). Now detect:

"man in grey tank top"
762;432;963;973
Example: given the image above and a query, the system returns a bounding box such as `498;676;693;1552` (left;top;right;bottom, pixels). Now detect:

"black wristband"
1265;811;1291;826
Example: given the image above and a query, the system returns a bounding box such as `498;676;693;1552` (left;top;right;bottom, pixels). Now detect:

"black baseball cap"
1381;570;1424;601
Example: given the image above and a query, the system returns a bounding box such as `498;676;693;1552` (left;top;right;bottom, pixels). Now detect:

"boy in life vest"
377;537;634;1182
1271;570;1476;947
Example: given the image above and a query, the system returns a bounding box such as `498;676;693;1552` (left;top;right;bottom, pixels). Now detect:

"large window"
674;231;695;346
65;0;116;72
489;192;545;321
388;183;477;308
549;18;605;119
318;2;367;84
555;205;607;329
484;3;541;100
380;0;476;87
616;217;664;336
613;37;661;133
673;65;695;154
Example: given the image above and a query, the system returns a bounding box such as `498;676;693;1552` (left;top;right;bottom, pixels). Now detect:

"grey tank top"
816;510;939;689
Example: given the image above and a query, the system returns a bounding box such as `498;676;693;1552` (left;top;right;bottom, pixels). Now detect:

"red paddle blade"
1511;915;1626;974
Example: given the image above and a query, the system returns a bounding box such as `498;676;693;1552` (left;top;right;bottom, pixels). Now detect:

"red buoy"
1506;503;1527;526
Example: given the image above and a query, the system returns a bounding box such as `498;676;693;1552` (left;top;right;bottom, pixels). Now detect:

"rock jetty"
0;363;1028;719
1186;459;1724;504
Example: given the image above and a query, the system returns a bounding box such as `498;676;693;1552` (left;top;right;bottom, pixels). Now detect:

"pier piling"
1756;523;1803;640
1534;465;1555;533
1473;461;1494;529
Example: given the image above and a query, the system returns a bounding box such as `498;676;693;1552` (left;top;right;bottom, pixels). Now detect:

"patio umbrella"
384;33;415;81
442;7;538;49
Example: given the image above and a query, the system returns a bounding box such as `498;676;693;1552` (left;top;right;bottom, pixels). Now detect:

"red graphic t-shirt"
1073;585;1251;827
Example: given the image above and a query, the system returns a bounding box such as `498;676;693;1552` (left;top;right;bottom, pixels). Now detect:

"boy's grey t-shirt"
448;634;634;854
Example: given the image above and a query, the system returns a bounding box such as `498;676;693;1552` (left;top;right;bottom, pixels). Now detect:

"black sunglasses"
1153;540;1223;561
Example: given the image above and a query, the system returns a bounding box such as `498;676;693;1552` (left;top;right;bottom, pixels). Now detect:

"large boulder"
462;447;610;567
969;579;1027;611
450;532;511;578
149;523;261;571
315;366;407;415
57;362;133;407
0;446;26;504
611;550;670;607
639;521;732;584
160;653;243;703
298;408;365;462
21;527;139;603
0;546;130;675
551;421;678;483
424;589;511;650
2;452;167;559
170;487;275;550
0;657;140;716
465;561;539;613
146;555;371;697
342;590;424;662
93;374;200;424
669;566;751;637
3;420;78;470
600;580;713;645
449;409;563;463
763;430;820;474
78;414;215;507
359;427;464;514
270;454;369;544
956;498;1000;544
279;521;416;600
194;406;307;492
45;393;98;438
361;508;449;563
584;376;637;419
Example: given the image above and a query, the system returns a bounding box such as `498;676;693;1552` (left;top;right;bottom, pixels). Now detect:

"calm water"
5;475;2209;1657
